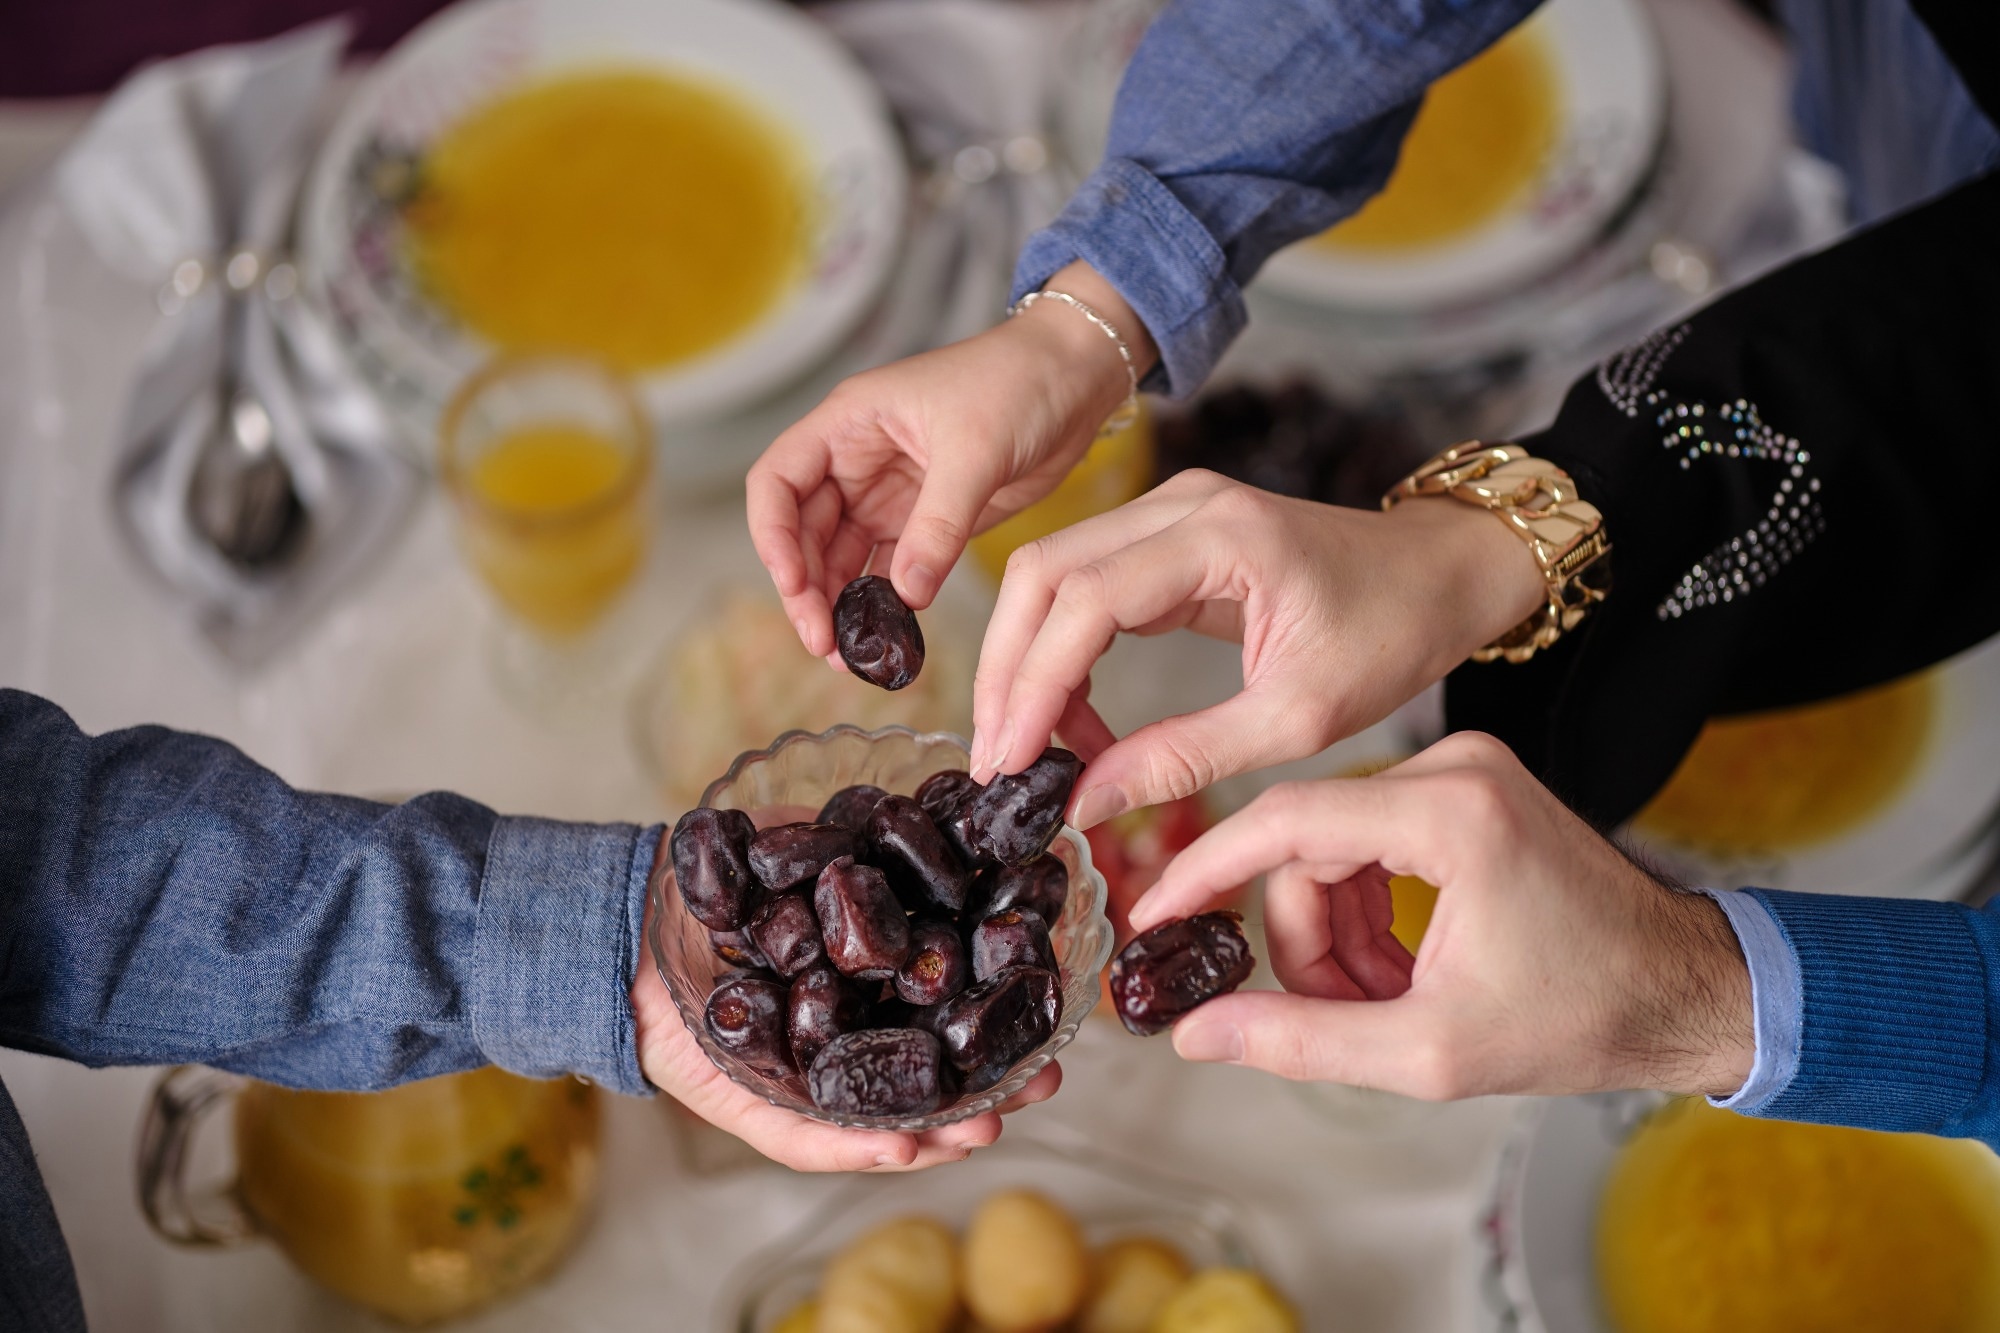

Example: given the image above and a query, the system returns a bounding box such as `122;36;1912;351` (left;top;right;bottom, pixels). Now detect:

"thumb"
890;440;1006;608
1069;691;1282;831
1170;989;1439;1095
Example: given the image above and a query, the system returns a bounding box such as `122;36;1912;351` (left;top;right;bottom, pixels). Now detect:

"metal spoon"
184;252;307;569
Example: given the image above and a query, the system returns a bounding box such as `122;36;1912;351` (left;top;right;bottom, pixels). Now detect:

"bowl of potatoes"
720;1137;1301;1332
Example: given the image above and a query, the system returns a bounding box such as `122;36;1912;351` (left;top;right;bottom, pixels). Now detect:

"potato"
1150;1269;1300;1333
772;1300;817;1333
1076;1236;1192;1333
961;1190;1089;1332
817;1217;959;1333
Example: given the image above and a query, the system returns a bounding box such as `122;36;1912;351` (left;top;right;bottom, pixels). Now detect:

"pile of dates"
673;747;1084;1118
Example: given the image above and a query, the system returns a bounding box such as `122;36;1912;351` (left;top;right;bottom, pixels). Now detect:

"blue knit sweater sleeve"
1731;887;1998;1145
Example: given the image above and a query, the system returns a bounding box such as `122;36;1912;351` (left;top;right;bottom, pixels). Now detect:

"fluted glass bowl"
649;725;1114;1132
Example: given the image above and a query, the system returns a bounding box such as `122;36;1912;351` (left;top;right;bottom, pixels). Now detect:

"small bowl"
649;725;1114;1132
719;1134;1264;1333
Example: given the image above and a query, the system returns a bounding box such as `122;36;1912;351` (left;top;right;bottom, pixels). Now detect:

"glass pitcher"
137;1064;601;1325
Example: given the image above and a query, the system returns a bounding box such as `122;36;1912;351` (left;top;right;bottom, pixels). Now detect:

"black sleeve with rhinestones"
1448;168;2000;827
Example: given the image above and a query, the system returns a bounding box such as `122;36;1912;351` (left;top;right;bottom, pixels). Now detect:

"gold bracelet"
1008;288;1141;436
1382;442;1612;664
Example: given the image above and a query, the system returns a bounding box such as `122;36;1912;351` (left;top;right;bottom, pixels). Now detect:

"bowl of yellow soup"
1478;1095;2000;1333
1627;632;2000;901
300;0;904;433
1254;0;1664;313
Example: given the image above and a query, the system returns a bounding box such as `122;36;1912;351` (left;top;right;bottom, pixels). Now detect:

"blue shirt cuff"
1740;888;1988;1132
1696;886;1803;1113
1013;156;1246;399
472;817;662;1097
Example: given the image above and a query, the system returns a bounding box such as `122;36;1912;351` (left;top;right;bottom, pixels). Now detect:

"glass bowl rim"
652;724;1115;1132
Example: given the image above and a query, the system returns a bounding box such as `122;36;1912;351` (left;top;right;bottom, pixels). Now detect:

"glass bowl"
649;725;1114;1132
719;1134;1264;1333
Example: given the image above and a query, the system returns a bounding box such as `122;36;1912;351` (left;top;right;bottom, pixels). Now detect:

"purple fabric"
0;2;447;97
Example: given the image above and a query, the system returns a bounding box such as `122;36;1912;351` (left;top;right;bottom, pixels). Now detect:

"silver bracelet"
1008;288;1142;435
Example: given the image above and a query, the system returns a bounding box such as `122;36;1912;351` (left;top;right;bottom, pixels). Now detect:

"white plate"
1256;0;1666;314
1627;630;2000;901
1472;1094;1660;1333
298;0;906;431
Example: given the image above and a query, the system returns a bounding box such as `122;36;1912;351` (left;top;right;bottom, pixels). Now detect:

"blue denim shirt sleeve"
0;688;656;1097
1013;0;1543;396
1695;886;1803;1112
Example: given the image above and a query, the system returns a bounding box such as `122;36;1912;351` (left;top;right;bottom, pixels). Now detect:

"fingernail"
903;564;938;605
1175;1022;1244;1064
875;1153;904;1168
1071;785;1127;831
969;727;987;775
990;720;1018;772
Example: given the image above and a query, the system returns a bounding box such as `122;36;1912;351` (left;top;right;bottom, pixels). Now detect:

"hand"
748;262;1155;662
1127;732;1756;1101
631;851;1059;1172
969;470;1545;829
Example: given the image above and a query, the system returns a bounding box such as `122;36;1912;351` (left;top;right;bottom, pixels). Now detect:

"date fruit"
814;855;912;980
868;794;970;913
748;822;862;891
708;927;769;971
965;853;1068;927
915;768;983;863
787;963;871;1069
965;748;1084;866
672;807;761;931
1108;911;1255;1036
808;1027;946;1116
935;965;1061;1071
745;891;825;979
816;784;888;833
833;574;925;691
914;769;978;823
896;918;972;1007
970;910;1058;981
705;974;793;1077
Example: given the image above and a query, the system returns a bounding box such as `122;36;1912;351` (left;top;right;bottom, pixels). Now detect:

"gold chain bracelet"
1383;442;1612;663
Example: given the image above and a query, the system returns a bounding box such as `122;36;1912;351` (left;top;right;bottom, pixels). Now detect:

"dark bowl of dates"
649;725;1113;1132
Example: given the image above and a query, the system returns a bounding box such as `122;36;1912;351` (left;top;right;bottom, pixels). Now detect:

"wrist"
1009;260;1159;436
1382;498;1547;663
1631;885;1757;1098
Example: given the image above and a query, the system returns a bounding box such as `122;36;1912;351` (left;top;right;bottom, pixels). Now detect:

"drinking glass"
439;356;653;700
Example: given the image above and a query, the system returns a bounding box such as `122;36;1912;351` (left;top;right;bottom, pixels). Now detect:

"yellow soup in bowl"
407;67;807;371
1635;672;1935;856
1598;1100;2000;1333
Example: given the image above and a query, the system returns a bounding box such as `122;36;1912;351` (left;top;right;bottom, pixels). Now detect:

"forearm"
1017;0;1542;395
0;690;654;1094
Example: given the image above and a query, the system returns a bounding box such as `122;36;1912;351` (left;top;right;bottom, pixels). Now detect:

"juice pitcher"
137;1064;601;1325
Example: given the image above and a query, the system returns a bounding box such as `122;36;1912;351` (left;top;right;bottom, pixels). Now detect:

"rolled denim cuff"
1013;156;1245;399
1744;888;1989;1132
473;817;662;1096
1696;886;1804;1113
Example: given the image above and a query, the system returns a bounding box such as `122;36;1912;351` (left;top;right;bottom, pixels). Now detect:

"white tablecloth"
0;2;1802;1327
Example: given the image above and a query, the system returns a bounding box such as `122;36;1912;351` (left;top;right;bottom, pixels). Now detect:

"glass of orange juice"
440;357;652;699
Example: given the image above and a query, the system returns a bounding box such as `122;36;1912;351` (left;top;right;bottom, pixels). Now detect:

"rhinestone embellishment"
1649;394;1823;620
1597;323;1690;418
